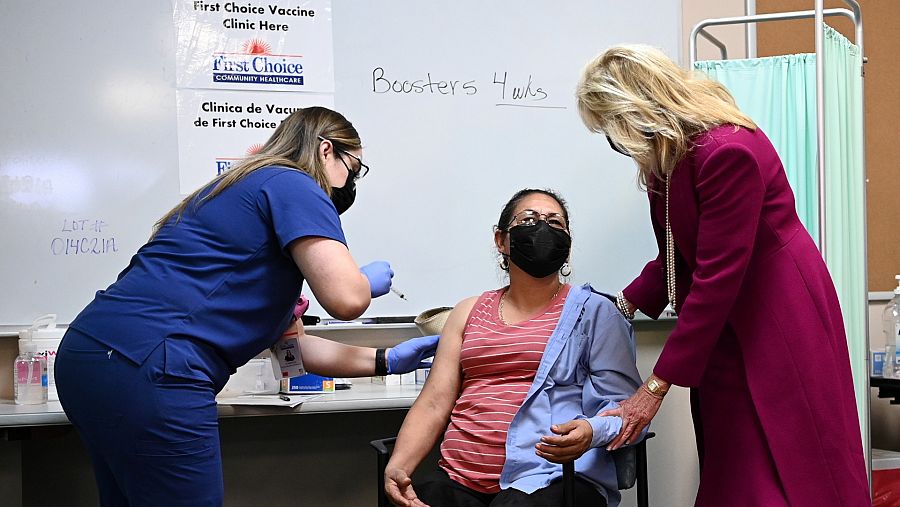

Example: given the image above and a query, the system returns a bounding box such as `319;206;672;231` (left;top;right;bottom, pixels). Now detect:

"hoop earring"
559;262;572;277
499;256;509;271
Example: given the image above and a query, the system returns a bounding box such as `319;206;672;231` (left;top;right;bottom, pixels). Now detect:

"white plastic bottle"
882;275;900;378
14;340;48;405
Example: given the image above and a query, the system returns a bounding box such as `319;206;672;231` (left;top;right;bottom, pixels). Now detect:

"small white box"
371;375;401;386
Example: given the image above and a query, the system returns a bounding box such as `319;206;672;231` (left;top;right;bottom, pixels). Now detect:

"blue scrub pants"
55;328;229;507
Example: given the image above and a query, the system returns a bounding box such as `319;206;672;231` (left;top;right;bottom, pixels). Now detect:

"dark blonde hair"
153;107;360;236
576;44;756;187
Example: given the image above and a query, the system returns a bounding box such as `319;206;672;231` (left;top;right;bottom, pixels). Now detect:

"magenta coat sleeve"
622;202;669;319
653;143;765;387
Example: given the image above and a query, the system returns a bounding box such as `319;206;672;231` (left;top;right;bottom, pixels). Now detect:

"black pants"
413;468;607;507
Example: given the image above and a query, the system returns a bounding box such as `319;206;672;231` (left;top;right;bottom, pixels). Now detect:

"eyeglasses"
317;135;370;181
338;150;370;181
606;135;632;158
509;209;569;231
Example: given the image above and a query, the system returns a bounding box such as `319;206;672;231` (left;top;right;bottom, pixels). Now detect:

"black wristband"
375;348;388;376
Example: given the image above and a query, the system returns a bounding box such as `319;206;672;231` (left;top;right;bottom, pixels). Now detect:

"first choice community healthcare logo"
212;39;305;86
216;143;264;174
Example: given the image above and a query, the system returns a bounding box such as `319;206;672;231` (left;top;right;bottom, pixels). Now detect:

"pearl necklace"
499;284;562;325
665;174;677;311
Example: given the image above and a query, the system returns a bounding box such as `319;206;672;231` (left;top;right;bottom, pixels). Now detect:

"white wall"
682;0;748;63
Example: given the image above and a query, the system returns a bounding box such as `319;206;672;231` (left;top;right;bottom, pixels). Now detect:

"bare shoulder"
444;296;479;332
454;296;479;315
431;296;480;358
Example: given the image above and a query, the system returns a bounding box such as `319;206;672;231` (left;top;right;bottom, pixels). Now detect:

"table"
0;380;422;429
871;375;900;405
0;381;425;506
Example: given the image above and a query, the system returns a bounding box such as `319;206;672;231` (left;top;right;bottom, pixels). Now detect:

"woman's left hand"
599;387;664;450
535;419;593;463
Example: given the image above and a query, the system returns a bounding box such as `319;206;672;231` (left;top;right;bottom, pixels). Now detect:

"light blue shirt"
499;284;643;506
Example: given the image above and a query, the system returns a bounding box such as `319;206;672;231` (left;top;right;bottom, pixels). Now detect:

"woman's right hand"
360;260;394;298
599;383;665;450
384;467;428;507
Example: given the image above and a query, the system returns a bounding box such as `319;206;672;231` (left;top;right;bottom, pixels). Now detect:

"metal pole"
745;0;757;58
815;0;826;257
689;26;697;66
842;0;864;60
841;0;870;490
689;28;729;66
689;9;854;66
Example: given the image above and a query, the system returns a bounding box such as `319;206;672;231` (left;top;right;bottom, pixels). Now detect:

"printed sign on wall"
174;0;334;92
175;89;334;193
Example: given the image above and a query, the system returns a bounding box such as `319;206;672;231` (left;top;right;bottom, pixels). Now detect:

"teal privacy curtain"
695;51;819;242
822;25;866;450
695;25;867;449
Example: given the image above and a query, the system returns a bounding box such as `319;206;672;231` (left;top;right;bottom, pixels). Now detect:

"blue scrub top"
70;166;346;373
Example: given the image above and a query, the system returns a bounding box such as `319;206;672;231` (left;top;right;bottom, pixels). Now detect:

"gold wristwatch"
645;376;669;397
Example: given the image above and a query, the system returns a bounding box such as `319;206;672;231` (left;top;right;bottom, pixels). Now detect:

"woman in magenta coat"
576;44;869;506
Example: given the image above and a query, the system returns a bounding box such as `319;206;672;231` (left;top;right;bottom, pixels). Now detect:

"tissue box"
280;373;334;393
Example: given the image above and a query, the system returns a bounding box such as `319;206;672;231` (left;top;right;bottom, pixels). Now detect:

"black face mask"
330;170;356;215
508;221;572;278
606;135;632;158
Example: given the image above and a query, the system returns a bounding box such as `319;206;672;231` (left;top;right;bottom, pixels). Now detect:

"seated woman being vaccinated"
384;189;643;507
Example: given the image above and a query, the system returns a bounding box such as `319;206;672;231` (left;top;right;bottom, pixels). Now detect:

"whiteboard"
327;0;678;317
0;0;679;325
0;1;180;326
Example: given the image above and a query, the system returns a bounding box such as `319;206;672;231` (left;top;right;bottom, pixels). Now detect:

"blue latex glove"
387;335;440;374
360;260;394;298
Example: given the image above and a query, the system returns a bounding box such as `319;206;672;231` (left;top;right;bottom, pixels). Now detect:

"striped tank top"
438;284;570;493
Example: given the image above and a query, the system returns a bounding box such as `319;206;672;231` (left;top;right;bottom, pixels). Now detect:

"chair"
370;431;655;507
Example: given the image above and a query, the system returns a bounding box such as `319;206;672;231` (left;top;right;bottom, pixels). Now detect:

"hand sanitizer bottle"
14;340;48;405
882;275;900;378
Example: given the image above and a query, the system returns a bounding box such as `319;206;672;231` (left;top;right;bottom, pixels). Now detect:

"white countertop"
0;381;423;428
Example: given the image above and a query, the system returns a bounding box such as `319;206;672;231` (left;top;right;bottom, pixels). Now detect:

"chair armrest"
370;437;397;456
370;437;398;507
562;430;657;505
612;431;655;489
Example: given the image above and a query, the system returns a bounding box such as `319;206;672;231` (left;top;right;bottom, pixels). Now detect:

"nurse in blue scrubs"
54;107;437;506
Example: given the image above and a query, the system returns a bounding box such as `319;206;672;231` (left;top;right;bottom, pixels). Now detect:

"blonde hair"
576;44;756;187
153;106;360;237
